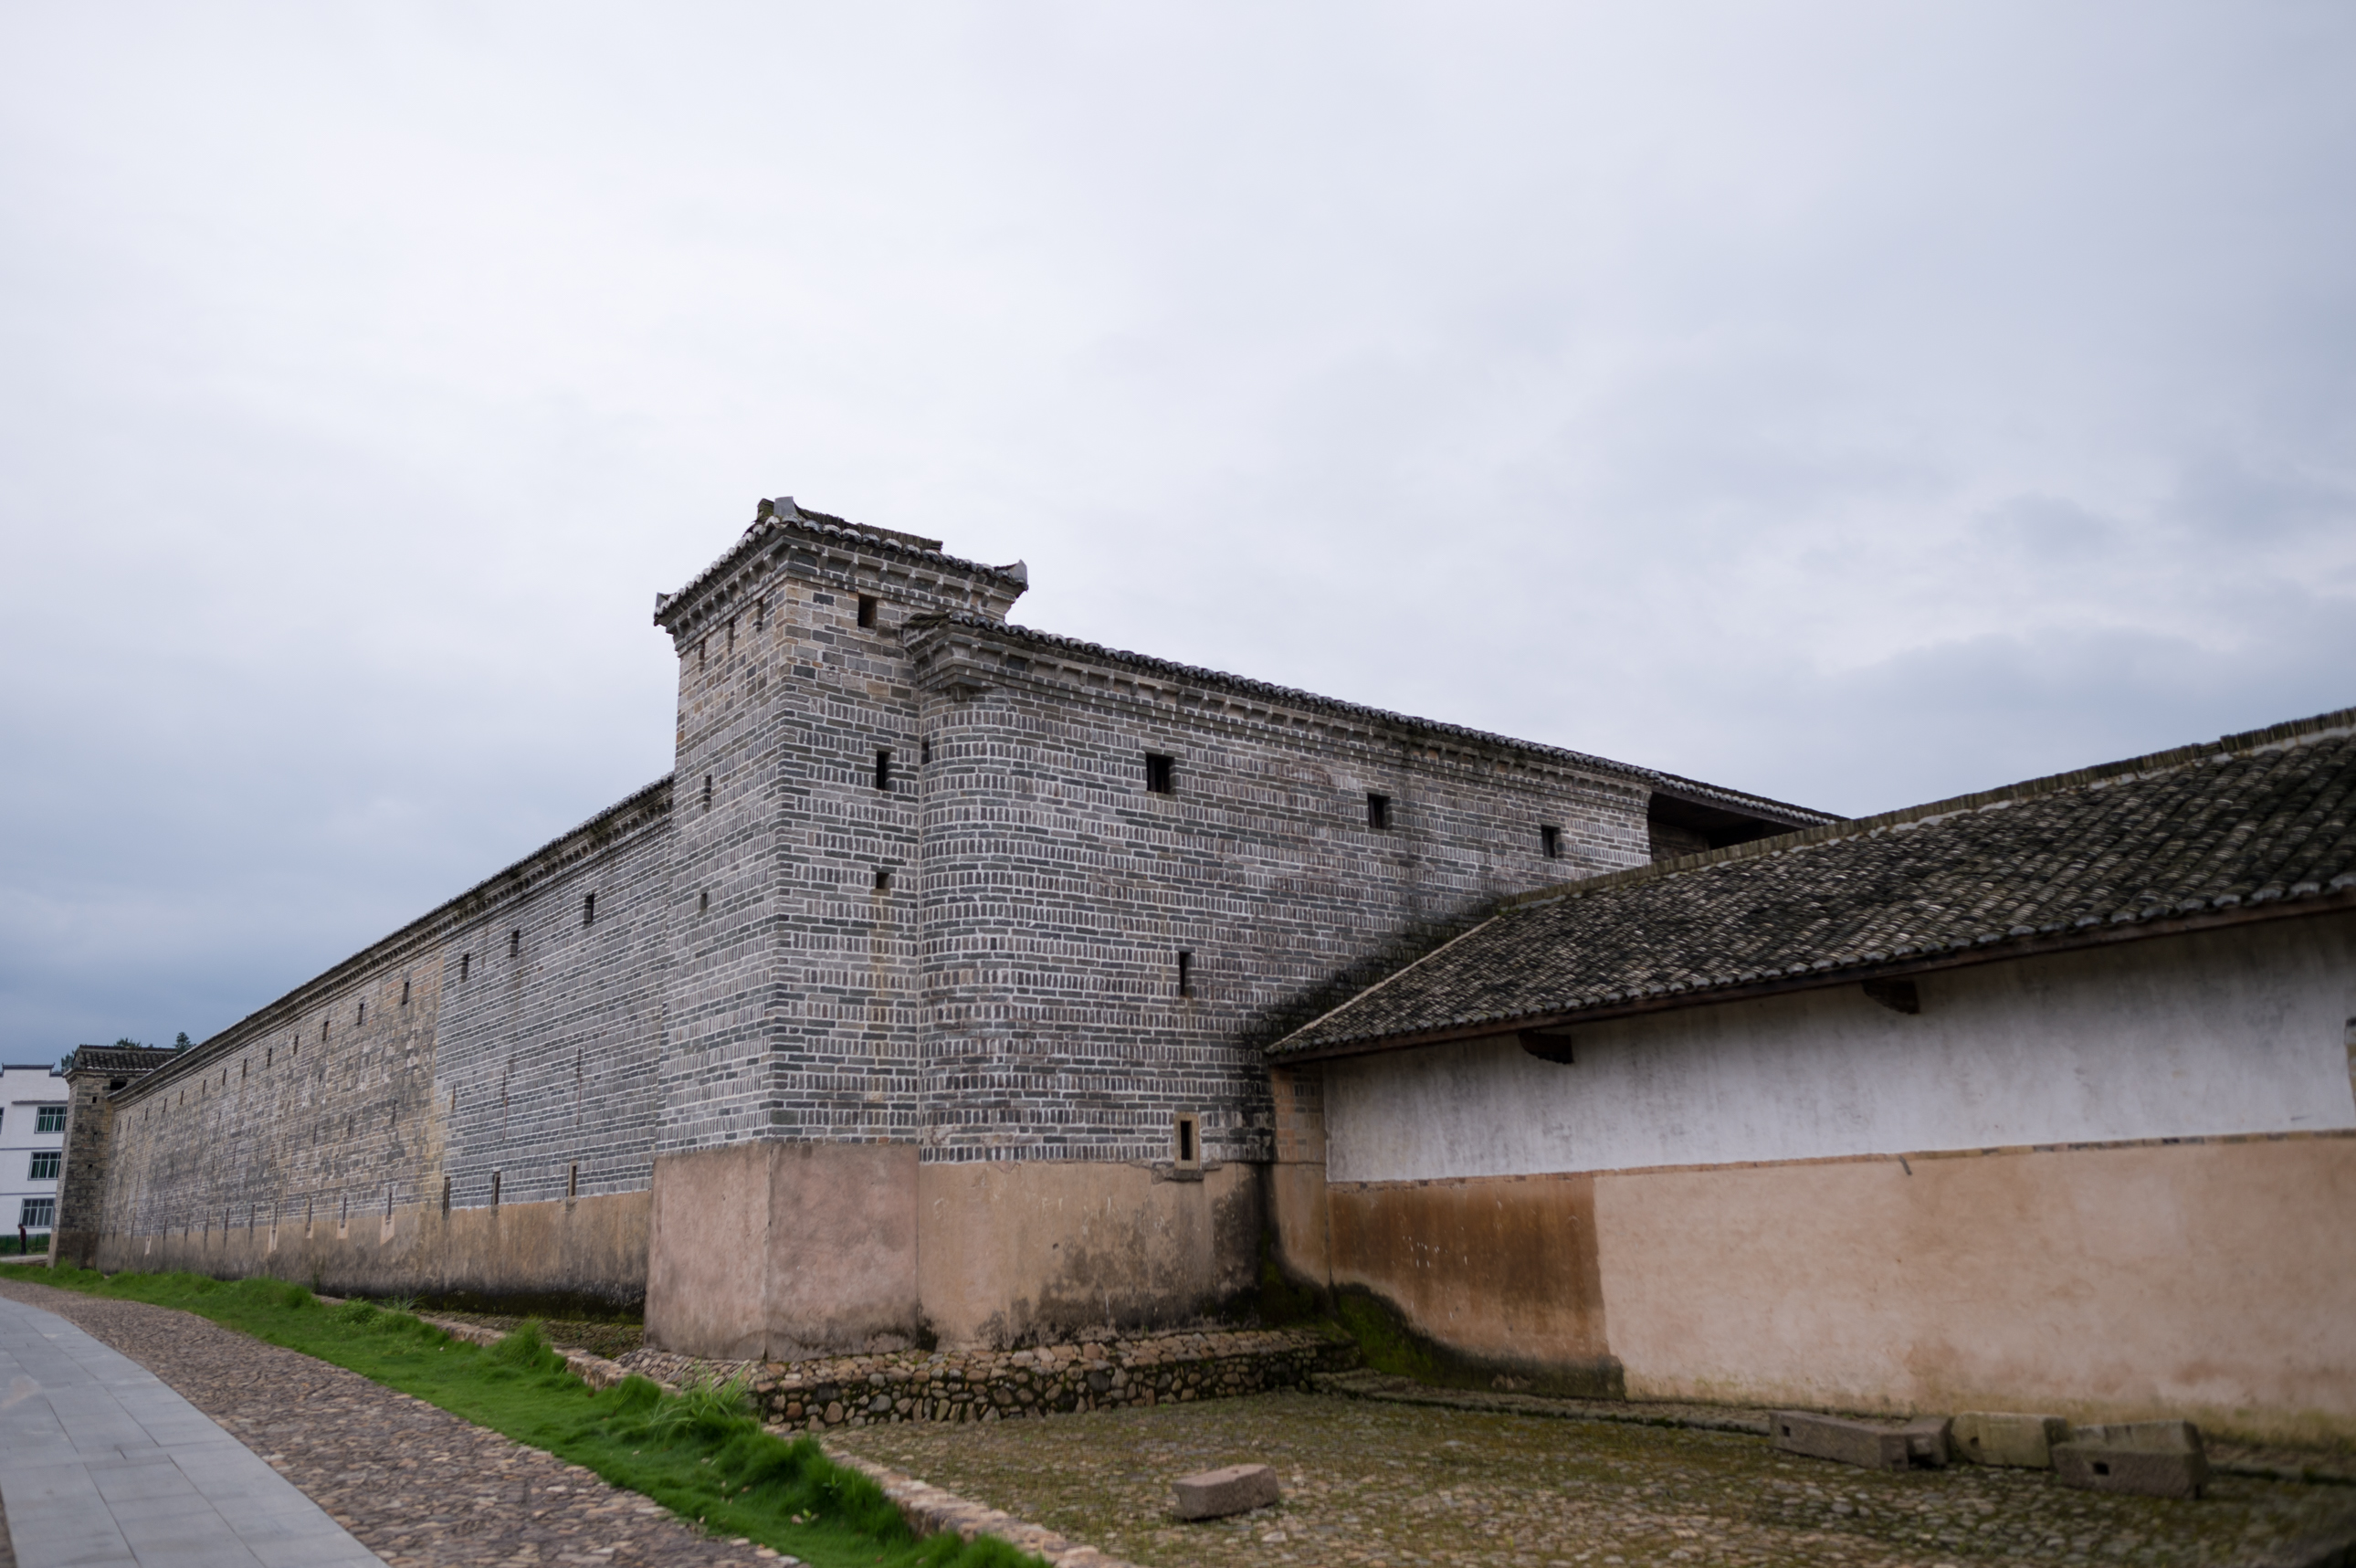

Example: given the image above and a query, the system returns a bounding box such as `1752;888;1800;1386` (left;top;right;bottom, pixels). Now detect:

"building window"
727;616;737;651
567;1163;580;1199
1541;824;1562;859
1145;753;1175;795
35;1106;65;1134
28;1152;60;1181
1367;793;1391;830
1177;950;1194;999
699;889;710;914
583;891;596;927
702;773;713;811
1173;1113;1200;1167
401;978;411;1005
18;1198;53;1229
491;1171;502;1207
459;953;471;983
857;595;878;628
510;929;521;958
356;1000;365;1026
875;750;893;791
698;638;707;668
920;735;932;764
874;868;892;892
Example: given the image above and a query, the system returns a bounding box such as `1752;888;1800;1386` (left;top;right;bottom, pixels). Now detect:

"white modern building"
0;1063;71;1247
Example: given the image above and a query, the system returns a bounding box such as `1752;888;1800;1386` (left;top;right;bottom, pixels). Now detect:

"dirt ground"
832;1389;2356;1568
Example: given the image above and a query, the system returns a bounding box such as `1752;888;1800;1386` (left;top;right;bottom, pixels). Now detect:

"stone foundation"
617;1324;1361;1430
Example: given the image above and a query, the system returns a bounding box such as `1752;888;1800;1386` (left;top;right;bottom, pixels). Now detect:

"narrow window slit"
1541;824;1562;859
857;595;878;628
1145;752;1175;795
1367;793;1391;830
875;750;893;791
1177;950;1194;999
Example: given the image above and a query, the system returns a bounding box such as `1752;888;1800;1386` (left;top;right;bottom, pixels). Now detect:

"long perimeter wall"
83;780;675;1310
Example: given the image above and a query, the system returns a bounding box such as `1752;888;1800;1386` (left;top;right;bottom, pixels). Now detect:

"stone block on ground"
1172;1463;1281;1521
1769;1411;1913;1470
2054;1421;2208;1500
1952;1411;2071;1468
1898;1415;1954;1468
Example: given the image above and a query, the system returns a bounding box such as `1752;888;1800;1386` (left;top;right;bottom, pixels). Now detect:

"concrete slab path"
0;1291;384;1568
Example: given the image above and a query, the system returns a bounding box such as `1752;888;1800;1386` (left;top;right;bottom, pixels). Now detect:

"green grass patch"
37;1267;1041;1568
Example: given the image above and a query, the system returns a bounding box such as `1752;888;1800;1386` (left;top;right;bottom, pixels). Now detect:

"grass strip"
35;1266;1042;1568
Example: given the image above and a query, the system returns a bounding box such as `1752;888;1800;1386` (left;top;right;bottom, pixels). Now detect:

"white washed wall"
1325;912;2356;1184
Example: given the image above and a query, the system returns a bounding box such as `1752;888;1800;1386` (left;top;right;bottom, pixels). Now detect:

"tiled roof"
904;611;1834;828
1273;705;2356;1058
657;502;1026;631
67;1047;178;1075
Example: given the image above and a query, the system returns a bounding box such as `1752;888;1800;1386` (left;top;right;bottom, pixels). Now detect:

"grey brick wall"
904;617;1653;1167
653;516;1025;1159
93;783;672;1243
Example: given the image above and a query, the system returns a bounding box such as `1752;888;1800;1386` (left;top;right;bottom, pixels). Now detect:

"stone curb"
1312;1371;1773;1435
817;1442;1142;1568
415;1312;661;1394
1320;1373;2356;1499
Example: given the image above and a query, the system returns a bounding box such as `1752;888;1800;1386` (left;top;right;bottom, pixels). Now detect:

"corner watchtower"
646;498;1025;1359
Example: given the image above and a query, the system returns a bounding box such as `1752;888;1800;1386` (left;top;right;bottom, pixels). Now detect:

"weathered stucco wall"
646;1142;923;1362
914;1159;1264;1348
1329;1172;1619;1396
1323;914;2356;1183
1304;912;2356;1440
92;1190;650;1310
1593;1135;2356;1443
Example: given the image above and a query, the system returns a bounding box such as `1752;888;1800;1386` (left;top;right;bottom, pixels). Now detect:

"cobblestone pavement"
0;1279;783;1568
832;1390;2356;1568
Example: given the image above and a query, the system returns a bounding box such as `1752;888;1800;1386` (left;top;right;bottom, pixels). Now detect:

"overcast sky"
4;3;2351;1058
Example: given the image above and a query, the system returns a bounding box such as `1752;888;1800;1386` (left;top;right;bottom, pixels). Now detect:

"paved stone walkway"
0;1279;783;1568
0;1289;383;1566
